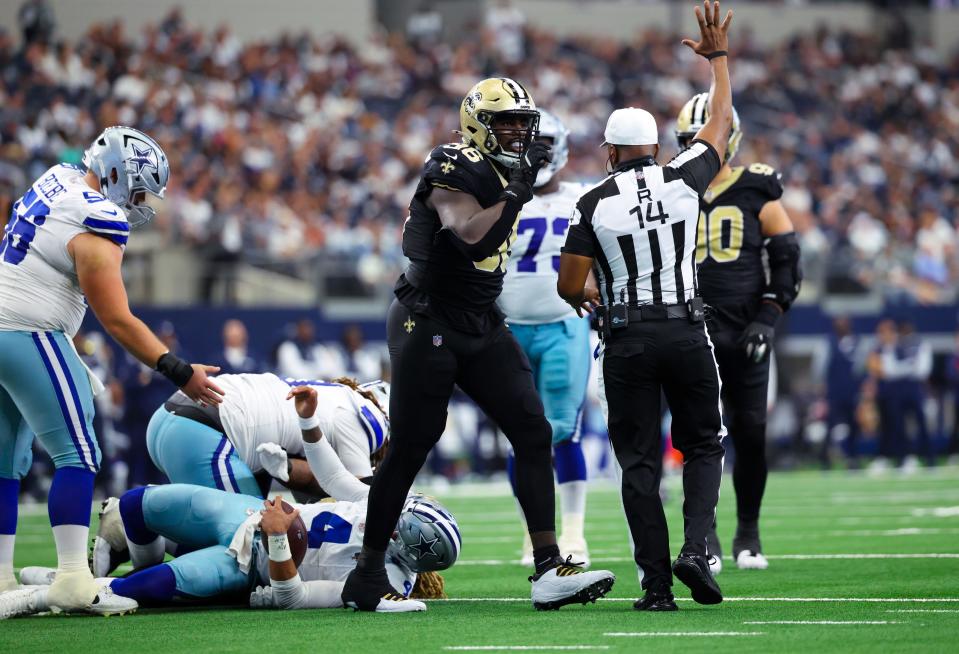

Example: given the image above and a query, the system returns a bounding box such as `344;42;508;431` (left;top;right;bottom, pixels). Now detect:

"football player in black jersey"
342;78;616;612
676;93;802;572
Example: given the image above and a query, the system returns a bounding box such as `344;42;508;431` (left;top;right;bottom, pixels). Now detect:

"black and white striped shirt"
562;139;721;307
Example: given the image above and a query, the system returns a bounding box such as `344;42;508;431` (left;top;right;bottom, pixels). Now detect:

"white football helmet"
82;126;169;227
534;110;570;188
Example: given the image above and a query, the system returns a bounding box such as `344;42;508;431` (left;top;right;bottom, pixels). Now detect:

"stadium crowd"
1;6;958;303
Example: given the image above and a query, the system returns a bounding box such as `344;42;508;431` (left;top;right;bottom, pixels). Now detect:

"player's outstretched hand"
286;385;318;419
261;495;300;535
681;0;732;58
181;364;224;405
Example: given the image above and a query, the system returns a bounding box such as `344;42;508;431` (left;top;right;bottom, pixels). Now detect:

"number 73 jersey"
499;182;587;325
695;162;784;306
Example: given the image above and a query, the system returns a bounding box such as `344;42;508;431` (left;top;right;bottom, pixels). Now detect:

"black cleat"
633;588;678;612
672;553;723;605
341;566;404;612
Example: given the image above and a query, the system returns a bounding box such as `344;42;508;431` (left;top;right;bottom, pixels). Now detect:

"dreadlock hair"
409;571;446;599
331;377;389;471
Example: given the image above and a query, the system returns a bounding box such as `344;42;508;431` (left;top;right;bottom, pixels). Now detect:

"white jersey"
0;164;128;335
215;373;387;478
255;498;417;596
499;182;586;324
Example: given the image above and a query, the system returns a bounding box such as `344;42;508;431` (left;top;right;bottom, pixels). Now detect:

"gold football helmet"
459;77;539;169
675;92;742;162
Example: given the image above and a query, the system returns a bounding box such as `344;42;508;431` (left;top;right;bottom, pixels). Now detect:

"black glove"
736;302;781;364
500;141;552;205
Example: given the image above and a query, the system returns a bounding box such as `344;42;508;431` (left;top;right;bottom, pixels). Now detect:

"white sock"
127;535;165;569
558;481;587;541
0;534;15;584
52;524;92;573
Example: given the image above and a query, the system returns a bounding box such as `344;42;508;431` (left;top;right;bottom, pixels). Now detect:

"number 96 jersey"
499;182;587;325
696;163;783;311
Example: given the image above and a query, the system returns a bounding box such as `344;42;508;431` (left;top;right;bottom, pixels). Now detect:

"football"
260;500;309;568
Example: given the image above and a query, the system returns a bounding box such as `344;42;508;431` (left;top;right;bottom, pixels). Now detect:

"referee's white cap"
602;108;658;146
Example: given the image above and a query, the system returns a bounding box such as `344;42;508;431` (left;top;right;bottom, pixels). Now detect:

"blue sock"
110;564;177;605
0;478;18;535
119;486;156;545
48;467;95;527
554;440;587;484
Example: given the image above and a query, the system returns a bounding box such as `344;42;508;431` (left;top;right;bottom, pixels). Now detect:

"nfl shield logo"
432;334;443;347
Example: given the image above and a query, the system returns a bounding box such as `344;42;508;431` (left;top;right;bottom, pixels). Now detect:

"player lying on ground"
675;89;800;573
498;110;595;566
147;372;389;498
10;487;454;617
0;126;222;616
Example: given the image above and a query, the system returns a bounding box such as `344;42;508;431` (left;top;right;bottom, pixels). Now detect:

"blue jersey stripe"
46;333;98;471
31;333;93;471
359;406;385;450
222;440;239;493
211;437;228;491
83;216;130;232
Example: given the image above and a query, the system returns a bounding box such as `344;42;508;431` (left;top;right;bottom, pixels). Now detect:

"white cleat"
18;567;57;586
530;558;615;611
91;497;130;577
373;595;426;613
86;584;137;617
708;554;723;575
0;572;18;592
47;570;99;613
735;550;769;570
0;586;44;619
558;536;591;569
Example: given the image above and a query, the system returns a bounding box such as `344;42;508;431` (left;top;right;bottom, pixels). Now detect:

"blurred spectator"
895;321;934;467
328;324;383;382
946;330;959;464
275;318;339;380
868;319;903;471
18;0;54;46
817;317;865;468
213;319;262;375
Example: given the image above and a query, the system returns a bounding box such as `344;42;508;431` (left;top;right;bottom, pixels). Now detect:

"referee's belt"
164;391;224;432
625;303;691;322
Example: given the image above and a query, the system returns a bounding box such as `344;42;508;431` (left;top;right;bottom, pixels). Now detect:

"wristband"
705;50;728;60
268;533;292;562
156;352;194;387
298;414;320;431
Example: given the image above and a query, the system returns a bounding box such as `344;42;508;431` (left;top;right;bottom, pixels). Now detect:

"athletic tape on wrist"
298;414;320;431
705;50;728;60
268;533;292;562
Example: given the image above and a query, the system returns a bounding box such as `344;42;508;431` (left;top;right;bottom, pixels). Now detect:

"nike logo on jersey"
443;152;458;161
101;209;119;216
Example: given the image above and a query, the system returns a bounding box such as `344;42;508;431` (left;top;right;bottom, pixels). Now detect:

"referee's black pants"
601;319;725;590
362;300;555;553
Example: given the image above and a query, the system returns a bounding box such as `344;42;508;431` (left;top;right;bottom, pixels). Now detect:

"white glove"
249;585;275;609
256;443;289;482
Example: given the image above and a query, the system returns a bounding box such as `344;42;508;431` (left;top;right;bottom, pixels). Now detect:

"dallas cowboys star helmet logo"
129;143;159;175
407;532;440;560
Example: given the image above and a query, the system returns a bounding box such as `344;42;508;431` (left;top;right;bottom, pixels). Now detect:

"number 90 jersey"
499;182;587;325
696;163;783;308
0;164;128;336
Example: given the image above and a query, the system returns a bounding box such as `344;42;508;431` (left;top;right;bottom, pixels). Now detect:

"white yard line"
887;609;959;613
455;553;959;566
604;632;765;637
744;621;901;625
444;647;610;651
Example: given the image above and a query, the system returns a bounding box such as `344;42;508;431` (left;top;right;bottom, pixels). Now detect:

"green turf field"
3;467;959;653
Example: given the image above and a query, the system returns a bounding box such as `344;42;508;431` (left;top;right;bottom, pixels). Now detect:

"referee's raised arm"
682;0;734;161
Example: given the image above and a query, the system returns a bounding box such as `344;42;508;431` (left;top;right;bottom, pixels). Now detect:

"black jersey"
696;162;783;322
396;142;512;334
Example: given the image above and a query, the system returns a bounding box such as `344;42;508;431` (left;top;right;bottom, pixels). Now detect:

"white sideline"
744;621;901;625
444;647;610;651
604;632;765;637
455;553;959;566
435;597;959;603
888;609;959;613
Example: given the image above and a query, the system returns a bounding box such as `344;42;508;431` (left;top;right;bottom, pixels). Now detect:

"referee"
558;0;734;611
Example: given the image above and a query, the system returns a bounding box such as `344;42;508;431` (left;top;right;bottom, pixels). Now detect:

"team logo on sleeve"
440;161;456;174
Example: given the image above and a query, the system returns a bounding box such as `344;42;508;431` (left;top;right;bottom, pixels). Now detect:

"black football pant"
362;300;555;553
709;323;771;527
601;319;725;590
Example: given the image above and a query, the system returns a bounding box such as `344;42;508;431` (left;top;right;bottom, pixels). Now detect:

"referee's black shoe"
672;553;723;605
633;585;678;612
